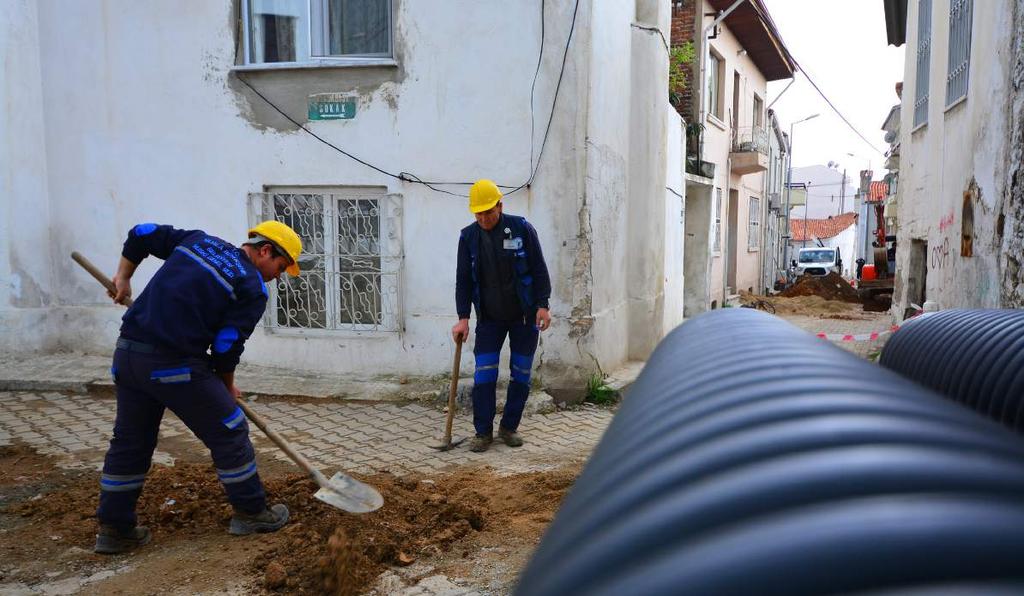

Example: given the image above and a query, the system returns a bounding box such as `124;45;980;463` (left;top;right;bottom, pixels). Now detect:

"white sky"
762;0;906;175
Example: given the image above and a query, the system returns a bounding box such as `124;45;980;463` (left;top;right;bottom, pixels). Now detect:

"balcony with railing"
730;126;769;175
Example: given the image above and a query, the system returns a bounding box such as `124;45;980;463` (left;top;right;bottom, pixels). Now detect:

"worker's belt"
116;337;166;354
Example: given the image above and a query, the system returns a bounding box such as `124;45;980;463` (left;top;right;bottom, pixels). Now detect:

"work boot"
470;434;493;453
498;427;524;447
228;503;290;536
94;525;152;555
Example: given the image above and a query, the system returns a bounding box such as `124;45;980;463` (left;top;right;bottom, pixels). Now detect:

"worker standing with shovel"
452;180;552;453
93;221;302;554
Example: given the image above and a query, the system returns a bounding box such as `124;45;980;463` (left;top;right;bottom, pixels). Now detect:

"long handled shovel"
433;336;467;451
71;251;383;513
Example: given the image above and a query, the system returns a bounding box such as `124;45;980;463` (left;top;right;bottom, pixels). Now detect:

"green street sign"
308;94;357;120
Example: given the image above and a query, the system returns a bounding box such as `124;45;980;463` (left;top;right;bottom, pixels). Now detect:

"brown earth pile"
780;272;862;303
6;456;577;595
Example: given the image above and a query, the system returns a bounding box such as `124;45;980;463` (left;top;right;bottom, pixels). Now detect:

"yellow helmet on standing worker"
247;220;303;277
468;179;503;214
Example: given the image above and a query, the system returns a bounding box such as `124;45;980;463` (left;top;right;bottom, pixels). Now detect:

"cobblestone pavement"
778;312;894;358
0;392;614;477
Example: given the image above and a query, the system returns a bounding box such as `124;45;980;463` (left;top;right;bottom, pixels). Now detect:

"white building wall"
0;0;57;351
894;0;1012;315
663;107;686;331
1;0;679;387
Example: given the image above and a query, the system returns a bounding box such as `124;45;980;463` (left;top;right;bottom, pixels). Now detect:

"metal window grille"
249;191;403;332
945;0;973;107
748;197;760;249
913;0;932;128
713;188;723;252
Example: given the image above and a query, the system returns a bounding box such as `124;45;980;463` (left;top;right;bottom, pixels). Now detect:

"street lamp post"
784;113;820;275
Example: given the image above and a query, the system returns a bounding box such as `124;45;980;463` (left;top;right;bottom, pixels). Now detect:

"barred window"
713;188;722;253
945;0;973;107
249;189;402;332
748;197;760;250
913;0;932;128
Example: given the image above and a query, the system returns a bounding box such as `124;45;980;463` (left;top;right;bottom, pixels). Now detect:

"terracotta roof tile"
791;212;858;242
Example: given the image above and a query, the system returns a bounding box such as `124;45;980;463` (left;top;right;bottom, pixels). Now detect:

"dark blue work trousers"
97;346;266;529
472;317;539;437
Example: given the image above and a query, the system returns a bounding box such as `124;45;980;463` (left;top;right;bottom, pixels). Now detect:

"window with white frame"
913;0;932;128
707;52;723;120
249;188;403;332
243;0;392;65
945;0;973;107
753;94;764;129
713;188;723;253
748;196;760;250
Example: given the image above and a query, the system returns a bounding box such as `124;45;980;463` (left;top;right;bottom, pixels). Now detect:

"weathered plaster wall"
626;0;674;359
5;0;589;380
0;0;58;352
3;0;681;388
1003;0;1024;306
895;0;1012;315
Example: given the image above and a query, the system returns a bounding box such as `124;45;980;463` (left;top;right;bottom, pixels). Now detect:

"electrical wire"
529;0;546;175
794;62;887;157
523;0;580;190
744;6;886;157
235;0;580;199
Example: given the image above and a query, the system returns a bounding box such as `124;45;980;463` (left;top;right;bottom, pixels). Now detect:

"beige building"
672;0;796;309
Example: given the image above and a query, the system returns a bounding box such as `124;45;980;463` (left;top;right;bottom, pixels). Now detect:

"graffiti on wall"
930;236;950;270
938;210;956;232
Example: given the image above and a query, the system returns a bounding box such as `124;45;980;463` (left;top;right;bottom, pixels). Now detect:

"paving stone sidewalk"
0;391;613;477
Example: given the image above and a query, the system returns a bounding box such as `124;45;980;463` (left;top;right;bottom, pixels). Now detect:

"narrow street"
0;311;885;595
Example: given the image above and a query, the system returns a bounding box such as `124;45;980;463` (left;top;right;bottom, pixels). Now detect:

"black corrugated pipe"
880;309;1024;431
515;309;1024;596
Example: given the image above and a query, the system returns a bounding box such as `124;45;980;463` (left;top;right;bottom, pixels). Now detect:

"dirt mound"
780;272;861;303
6;457;578;595
739;291;865;318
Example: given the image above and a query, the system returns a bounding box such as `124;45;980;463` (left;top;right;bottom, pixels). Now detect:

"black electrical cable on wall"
235;0;579;198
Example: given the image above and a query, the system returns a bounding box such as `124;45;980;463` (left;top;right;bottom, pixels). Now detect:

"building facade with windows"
0;1;687;389
760;109;790;293
884;0;1022;314
671;0;796;308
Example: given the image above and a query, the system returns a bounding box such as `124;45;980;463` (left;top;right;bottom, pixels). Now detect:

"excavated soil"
2;444;578;595
739;291;876;320
780;272;862;303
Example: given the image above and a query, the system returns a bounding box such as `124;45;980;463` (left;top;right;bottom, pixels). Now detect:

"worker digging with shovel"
452;180;552;452
93;221;302;554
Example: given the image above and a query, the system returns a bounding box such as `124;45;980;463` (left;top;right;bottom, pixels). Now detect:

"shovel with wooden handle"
433;336;467;451
71;251;383;513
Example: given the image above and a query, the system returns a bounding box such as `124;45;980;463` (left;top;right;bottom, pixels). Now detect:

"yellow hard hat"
248;220;303;276
468;179;503;214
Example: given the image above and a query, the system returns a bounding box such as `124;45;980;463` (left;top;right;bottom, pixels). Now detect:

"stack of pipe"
516;309;1024;595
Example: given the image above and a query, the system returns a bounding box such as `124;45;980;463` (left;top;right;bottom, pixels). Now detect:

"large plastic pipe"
516;309;1024;595
880;309;1024;430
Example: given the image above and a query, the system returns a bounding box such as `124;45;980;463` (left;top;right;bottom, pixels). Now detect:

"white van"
795;247;842;277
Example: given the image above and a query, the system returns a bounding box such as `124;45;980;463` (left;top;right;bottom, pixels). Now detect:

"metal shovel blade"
314;472;384;513
432;436;467;451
